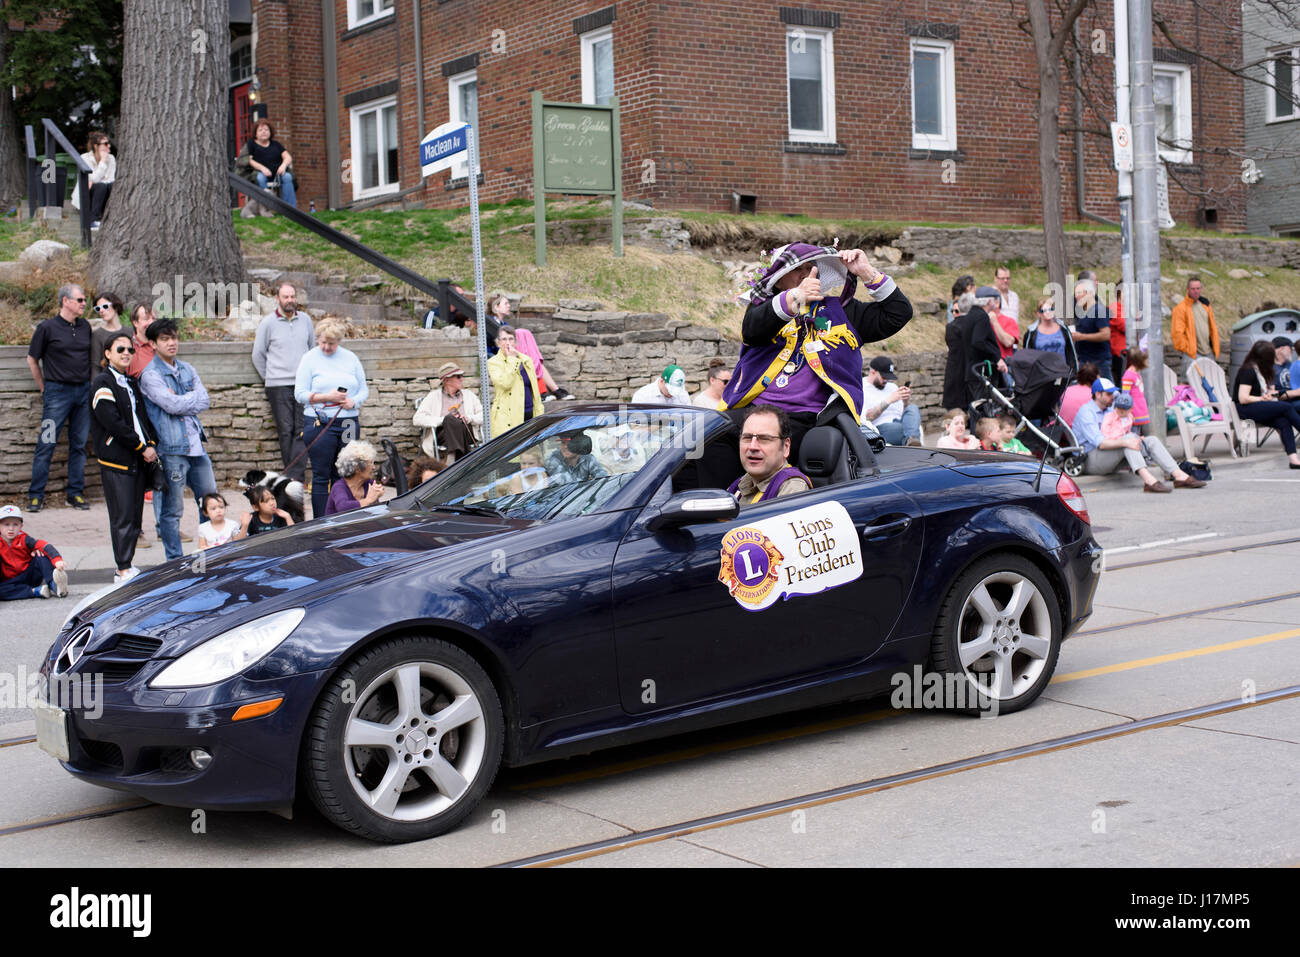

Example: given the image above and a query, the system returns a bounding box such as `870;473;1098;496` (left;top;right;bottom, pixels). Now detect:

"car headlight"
150;609;306;688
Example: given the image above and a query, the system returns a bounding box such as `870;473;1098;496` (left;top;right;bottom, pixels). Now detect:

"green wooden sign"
532;92;622;266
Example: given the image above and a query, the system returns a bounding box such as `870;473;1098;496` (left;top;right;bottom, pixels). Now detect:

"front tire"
302;637;504;843
930;554;1062;715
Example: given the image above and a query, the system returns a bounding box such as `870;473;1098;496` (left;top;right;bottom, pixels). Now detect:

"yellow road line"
1051;628;1300;683
515;626;1300;791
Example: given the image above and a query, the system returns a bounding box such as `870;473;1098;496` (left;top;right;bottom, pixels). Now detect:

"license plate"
33;698;70;762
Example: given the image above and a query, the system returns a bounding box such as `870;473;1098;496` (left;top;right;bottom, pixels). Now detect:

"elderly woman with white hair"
324;439;385;515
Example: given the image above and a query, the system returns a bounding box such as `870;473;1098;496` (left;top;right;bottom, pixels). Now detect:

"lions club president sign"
718;502;862;611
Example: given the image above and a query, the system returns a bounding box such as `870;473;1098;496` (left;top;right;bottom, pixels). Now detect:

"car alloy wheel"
303;637;503;843
930;555;1062;715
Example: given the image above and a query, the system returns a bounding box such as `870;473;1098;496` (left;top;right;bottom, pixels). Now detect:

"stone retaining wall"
1;307;963;505
897;226;1300;271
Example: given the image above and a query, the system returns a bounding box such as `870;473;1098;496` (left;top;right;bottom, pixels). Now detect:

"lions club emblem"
718;526;784;610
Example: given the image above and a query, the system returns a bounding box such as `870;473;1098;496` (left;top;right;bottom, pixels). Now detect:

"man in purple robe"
690;243;912;490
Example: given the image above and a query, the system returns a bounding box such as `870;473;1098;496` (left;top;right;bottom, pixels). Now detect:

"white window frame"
448;69;480;181
348;95;400;201
1152;63;1193;165
347;0;394;31
785;26;836;144
910;37;956;151
1266;46;1300;123
229;36;252;88
580;26;614;106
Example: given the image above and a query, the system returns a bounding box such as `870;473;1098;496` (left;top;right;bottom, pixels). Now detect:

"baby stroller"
970;349;1085;476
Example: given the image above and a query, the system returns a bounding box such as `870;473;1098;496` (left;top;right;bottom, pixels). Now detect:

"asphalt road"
2;453;1297;868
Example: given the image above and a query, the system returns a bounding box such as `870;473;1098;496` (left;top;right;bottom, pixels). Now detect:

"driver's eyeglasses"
740;433;781;444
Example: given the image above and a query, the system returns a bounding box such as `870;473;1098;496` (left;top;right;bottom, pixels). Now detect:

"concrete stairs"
244;263;423;326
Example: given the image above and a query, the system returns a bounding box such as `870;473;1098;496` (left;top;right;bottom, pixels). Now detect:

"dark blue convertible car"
37;404;1100;842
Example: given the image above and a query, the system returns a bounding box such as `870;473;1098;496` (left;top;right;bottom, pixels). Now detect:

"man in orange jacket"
1171;276;1219;376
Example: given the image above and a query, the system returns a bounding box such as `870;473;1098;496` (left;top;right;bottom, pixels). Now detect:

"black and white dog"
239;469;306;524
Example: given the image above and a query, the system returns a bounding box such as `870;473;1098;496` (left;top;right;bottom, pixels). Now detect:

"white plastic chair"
1165;363;1235;458
1188;358;1270;456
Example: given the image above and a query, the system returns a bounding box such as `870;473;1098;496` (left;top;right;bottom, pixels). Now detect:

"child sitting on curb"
974;417;1001;451
937;409;980;450
0;504;69;600
1101;392;1137;441
997;416;1033;455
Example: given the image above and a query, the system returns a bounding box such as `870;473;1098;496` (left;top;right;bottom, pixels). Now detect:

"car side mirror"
647;490;739;531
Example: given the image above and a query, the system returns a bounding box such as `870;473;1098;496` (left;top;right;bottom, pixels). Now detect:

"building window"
581;26;614;105
1152;63;1192;164
1268;47;1300;122
448;70;479;180
347;0;394;31
910;38;956;151
786;27;835;143
349;96;399;200
230;37;252;86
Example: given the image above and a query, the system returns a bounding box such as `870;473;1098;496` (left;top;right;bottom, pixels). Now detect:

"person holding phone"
861;356;922;446
294;318;369;517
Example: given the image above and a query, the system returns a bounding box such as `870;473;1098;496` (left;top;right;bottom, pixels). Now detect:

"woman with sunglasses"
1022;295;1079;375
91;331;160;583
89;293;125;378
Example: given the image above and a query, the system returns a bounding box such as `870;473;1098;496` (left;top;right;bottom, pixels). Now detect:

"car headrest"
798;426;852;487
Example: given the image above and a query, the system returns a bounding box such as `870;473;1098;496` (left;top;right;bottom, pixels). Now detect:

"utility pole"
1114;0;1137;351
1129;0;1166;439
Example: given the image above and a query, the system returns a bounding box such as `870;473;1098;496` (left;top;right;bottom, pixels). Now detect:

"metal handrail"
227;172;483;328
29;119;93;247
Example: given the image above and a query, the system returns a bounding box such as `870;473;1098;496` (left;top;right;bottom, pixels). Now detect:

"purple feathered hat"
739;241;851;304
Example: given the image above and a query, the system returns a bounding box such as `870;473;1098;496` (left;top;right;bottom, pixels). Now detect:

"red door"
232;82;252;207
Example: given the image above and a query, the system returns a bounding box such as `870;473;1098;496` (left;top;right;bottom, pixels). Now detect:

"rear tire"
302;637;503;843
930;554;1062;715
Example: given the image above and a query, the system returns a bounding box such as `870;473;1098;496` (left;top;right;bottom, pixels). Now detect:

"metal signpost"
531;91;623;267
420;121;493;439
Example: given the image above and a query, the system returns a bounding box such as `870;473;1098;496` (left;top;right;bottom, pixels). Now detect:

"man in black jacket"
942;292;1005;413
91;331;160;583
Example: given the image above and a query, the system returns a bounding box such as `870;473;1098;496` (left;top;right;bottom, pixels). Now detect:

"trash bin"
1229;308;1300;384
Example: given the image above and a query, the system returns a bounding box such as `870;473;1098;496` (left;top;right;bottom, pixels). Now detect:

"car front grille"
79;739;124;770
110;635;163;657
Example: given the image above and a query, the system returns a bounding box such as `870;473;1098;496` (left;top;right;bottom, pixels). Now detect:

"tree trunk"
1037;59;1068;296
88;0;244;309
0;20;29;212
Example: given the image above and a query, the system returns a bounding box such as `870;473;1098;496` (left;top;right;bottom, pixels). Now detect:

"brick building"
235;0;1247;229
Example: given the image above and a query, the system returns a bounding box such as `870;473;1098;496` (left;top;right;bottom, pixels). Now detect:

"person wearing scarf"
690;244;912;489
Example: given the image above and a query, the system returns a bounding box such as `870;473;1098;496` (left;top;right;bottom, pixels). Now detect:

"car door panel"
610;480;925;714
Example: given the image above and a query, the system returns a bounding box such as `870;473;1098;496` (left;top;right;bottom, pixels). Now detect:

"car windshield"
414;410;712;520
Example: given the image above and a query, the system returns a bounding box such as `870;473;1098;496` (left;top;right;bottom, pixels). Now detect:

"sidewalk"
22;485;241;585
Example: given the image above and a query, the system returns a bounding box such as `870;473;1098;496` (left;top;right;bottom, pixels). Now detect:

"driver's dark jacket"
544;451;608;484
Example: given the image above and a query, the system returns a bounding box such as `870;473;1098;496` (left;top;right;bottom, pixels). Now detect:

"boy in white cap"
632;365;690;405
0;505;68;599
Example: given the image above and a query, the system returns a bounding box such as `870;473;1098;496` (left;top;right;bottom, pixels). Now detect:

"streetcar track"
0;801;152;838
1101;534;1300;570
0;735;36;749
1077;589;1300;636
496;685;1300;868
